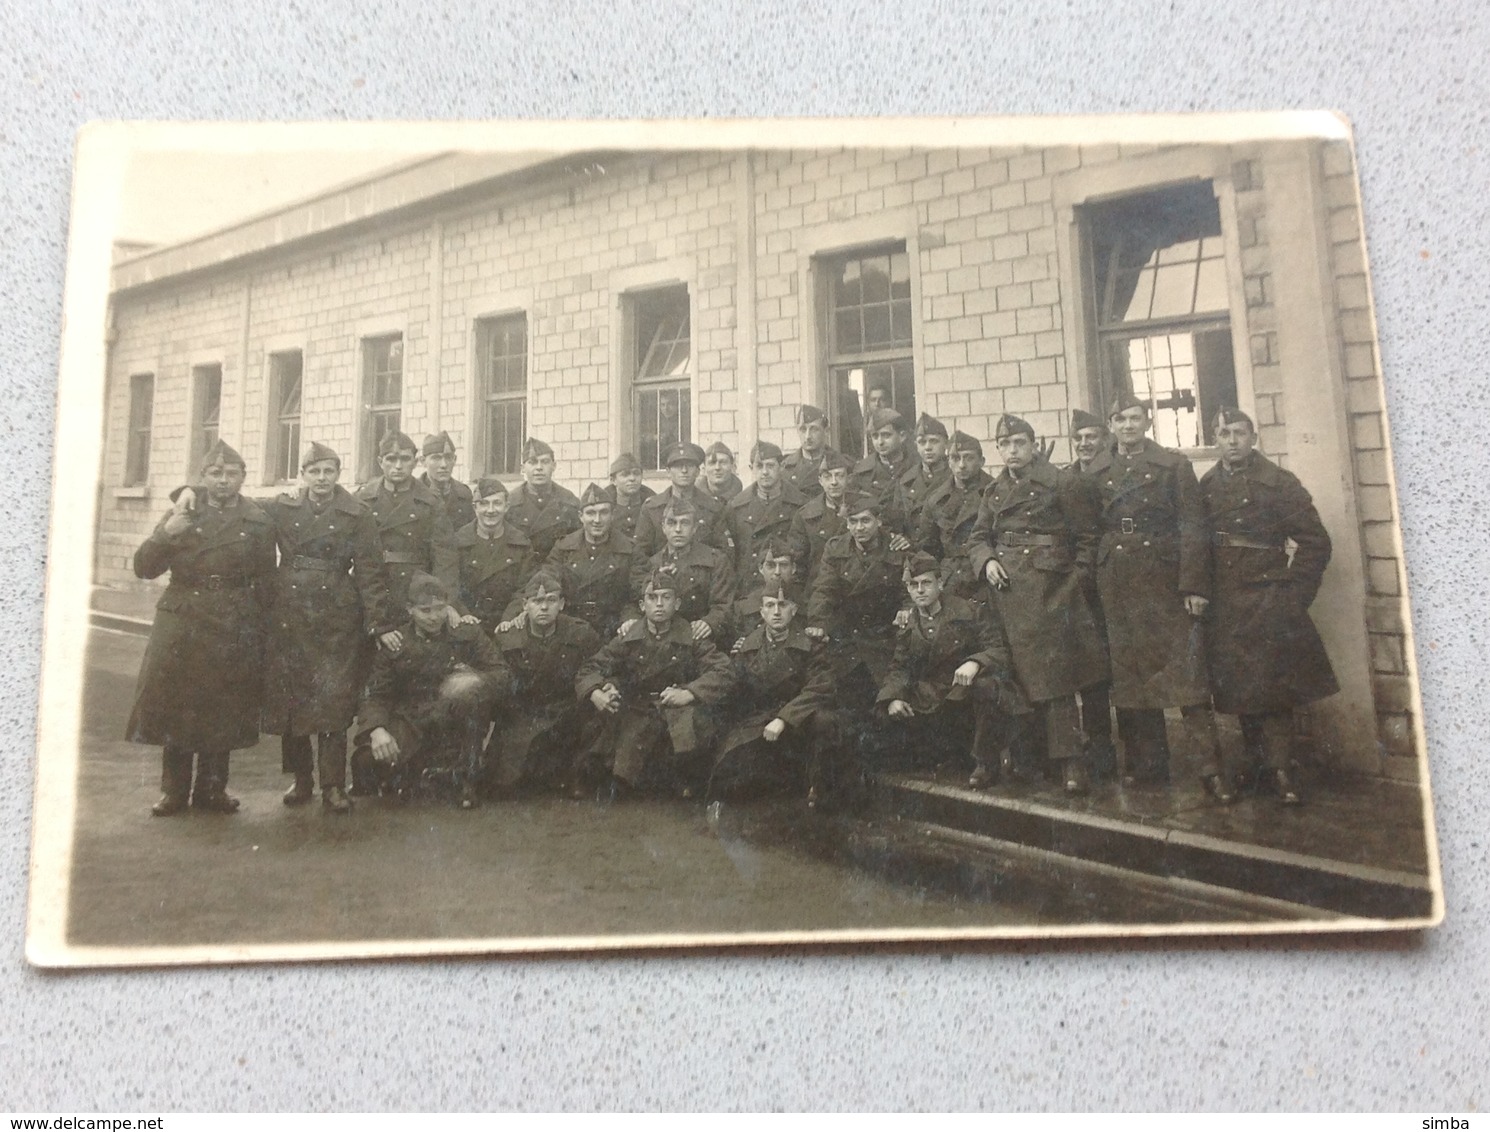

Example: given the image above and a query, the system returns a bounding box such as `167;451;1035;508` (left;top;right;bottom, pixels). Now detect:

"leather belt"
1106;519;1166;537
1214;532;1279;551
183;575;253;591
289;555;347;572
997;531;1062;547
382;551;424;565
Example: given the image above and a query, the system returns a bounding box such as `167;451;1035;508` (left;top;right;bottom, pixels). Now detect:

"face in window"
612;467;643;497
580;502;613;542
703;450;735;488
797;419;827;454
760;593;797;634
641;584;679;627
759;552;796;585
846;508;881;545
753;457;782;492
662;511;697;551
424;450;456;484
301;458;340;501
915;434;948;470
522;453;556;487
474;490;509;532
997;435;1036;472
1073;427;1108;466
524;585;565;630
905;570;942;612
667;460;699;491
380;447;417;486
950;448;984;485
1215;418;1257;468
869;426;903;460
1110;406;1152;450
865;388;888;413
819;466;849;500
203;461;247;504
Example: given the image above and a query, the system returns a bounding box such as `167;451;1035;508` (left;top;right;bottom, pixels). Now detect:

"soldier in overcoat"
728;535;808;647
418;430;476;533
128;439;277;816
967;414;1108;792
603;451;655;541
915;431;993;602
709;579;845;807
485;570;603;794
517;483;647;640
876;553;1028;786
632;494;735;642
574;566;735;797
636;441;728;557
725;440;809;588
788;448;854;586
895;413;953;535
454;476;536;629
261;441;394;814
1200;408;1339;804
352;573;507;808
780;404;838;499
696;441;745;510
1085;395;1228;799
504;438;582;560
849;407;913;531
354;430;459;611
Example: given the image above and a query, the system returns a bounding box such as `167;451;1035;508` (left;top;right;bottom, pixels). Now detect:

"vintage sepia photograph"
27;115;1442;967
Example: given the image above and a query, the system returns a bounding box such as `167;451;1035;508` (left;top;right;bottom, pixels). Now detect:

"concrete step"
870;774;1435;922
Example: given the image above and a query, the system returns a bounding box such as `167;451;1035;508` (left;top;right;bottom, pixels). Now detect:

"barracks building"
96;140;1419;781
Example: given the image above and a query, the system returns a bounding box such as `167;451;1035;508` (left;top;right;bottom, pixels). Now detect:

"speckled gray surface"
3;0;1487;1112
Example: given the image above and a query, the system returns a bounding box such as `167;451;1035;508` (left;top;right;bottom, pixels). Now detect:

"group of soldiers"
127;393;1338;819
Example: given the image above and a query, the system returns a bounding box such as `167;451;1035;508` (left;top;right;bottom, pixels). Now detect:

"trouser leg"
160;744;194;800
317;730;348;789
195;750;231;793
612;712;668;786
1042;696;1085;764
1179;703;1223;779
970;700;1014;773
1117;707;1171;782
281;734;313;777
1250;711;1294;772
1081;682;1116;779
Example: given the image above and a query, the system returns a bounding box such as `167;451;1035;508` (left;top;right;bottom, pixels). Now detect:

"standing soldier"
575;566;735;799
968;414;1108;794
725;440;808;588
915;430;994;603
781;404;838;498
454;476;536;631
505;438;581;560
896;413;953;535
632;495;735;643
1085;395;1229;801
263;441;393;815
486;569;604;796
850;407;913;526
635;441;726;558
877;553;1027;787
1069;408;1110;475
127;439;276;816
604;451;655;541
1065;407;1117;781
789;448;855;586
697;441;744;509
418;430;476;533
354;430;459;611
1200;408;1338;805
525;483;647;640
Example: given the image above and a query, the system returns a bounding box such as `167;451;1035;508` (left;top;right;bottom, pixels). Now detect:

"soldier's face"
950;448;984;483
1216;420;1257;467
703;452;734;486
906;572;942;610
668;461;699;489
408;598;450;634
997;434;1035;471
663;511;697;550
523;454;555;486
474;492;509;530
524;587;564;629
819;467;849;499
580;503;613;540
641;586;679;625
1073;427;1108;464
797;419;827;452
916;434;948;467
870;426;903;458
866;389;887;412
847;509;881;544
761;594;796;633
612;468;642;495
759;553;796;584
424;450;455;482
381;448;417;485
301;458;340;499
1110;406;1151;448
203;462;246;503
753;458;782;491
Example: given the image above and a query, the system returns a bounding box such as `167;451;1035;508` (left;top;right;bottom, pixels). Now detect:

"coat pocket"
1030;544;1074;574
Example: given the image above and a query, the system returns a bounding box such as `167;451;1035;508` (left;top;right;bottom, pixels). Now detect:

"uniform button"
1143;541;1150;547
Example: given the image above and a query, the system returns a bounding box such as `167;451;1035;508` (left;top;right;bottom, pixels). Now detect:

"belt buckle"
1120;518;1135;535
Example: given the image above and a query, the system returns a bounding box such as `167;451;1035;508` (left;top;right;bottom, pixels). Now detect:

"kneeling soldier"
352;573;506;809
486;570;603;795
574;566;734;799
877;553;1027;786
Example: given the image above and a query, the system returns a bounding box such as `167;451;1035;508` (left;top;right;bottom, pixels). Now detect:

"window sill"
112;485;151;500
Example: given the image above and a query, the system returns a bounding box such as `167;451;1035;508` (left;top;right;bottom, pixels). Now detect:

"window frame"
474;311;529;478
625;283;694;474
187;362;223;477
123;372;154;487
265;349;304;486
359;333;404;481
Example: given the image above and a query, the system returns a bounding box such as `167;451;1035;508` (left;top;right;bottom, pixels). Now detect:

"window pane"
487;400;525;476
365;336;403;409
862;304;893;349
889;251;911;299
279;421;300;482
1149;261;1199;320
481;315;527;397
861;255;891;304
835;308;863;354
1104;327;1235;449
835;259;863;308
891;301;912;344
1194;256;1228;314
1088;181;1225;328
634;287;690;379
636;384;690;470
126;375;153;486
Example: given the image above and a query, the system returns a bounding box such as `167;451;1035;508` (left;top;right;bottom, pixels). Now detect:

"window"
821;244;915;458
189;363;222;473
124;373;154;486
1084;181;1239;449
361;335;403;477
268;351;303;483
477;314;527;476
630;286;691;471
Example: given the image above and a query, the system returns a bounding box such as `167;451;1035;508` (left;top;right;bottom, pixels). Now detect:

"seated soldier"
708;579;847;810
877;553;1028;786
729;534;808;649
574;565;734;800
455;476;536;629
603;452;655;541
351;573;506;809
486;569;603;796
619;495;734;642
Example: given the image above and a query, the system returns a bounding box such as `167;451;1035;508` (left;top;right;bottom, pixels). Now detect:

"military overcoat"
533;527;648;638
418;473;476;533
488;614;603;786
717;626;837;761
876;595;1026;716
261;486;392;736
505;481;582;561
914;470;993;600
895;460;952;536
724;483;808;587
355;619;507;749
1085;440;1212;709
849;450;911;532
454;522;536;628
1199;451;1339;714
648;541;736;638
353;479;459;610
127;497;277;752
787;494;846;586
602;483;656;542
633;484;728;558
967;459;1108;703
780;447;838;498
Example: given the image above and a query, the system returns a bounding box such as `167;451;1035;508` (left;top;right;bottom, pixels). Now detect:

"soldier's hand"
953;660;982;687
591;685;622;714
888;533;911;551
730;636;747;654
690;619;712;641
658;686;695;708
174;487;198;513
888;700;915;720
378;630;404;654
161;510;195;537
762;718;786;742
893;609;912;630
1183;594;1210;617
617;618;638;636
985;560;1011;590
369;726;400;762
498;612;528;633
458;614;481;626
805;626;828;641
